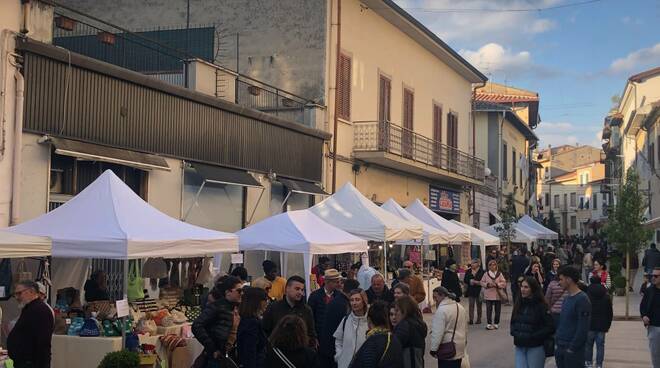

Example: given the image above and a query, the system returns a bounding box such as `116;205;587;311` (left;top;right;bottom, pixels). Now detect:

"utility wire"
401;0;603;14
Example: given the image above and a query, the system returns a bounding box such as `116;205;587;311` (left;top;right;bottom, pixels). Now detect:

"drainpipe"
0;30;14;160
471;82;485;225
331;0;341;193
10;66;24;225
497;111;505;210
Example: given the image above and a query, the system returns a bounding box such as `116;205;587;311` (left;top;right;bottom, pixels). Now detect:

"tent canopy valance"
405;199;471;244
7;170;238;259
308;183;422;242
484;222;537;245
380;199;449;245
0;230;51;258
449;220;499;267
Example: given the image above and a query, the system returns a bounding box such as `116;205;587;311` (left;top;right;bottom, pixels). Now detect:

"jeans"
555;344;585;368
468;296;482;322
583;268;592;284
515;346;546;368
437;359;462;368
486;300;501;324
649;325;660;368
585;331;605;366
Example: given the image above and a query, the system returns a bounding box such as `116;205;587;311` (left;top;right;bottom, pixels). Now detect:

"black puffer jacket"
510;298;554;348
464;268;484;298
441;269;462;302
393;317;427;368
349;331;403;368
587;283;613;332
192;297;236;354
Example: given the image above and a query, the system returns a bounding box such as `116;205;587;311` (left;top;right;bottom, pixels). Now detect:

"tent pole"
122;258;129;349
183;181;207;221
383;241;388;282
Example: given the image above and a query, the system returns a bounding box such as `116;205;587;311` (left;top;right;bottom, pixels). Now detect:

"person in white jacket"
430;286;468;368
334;289;369;368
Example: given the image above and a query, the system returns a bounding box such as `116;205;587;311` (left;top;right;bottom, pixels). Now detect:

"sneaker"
584;362;592;368
486;324;494;330
493;324;499;329
468;320;474;325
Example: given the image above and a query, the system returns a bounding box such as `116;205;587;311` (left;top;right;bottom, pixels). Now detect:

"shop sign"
429;186;460;214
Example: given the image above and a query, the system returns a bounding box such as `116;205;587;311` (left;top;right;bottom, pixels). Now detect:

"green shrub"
609;256;622;277
613;275;626;289
98;351;139;368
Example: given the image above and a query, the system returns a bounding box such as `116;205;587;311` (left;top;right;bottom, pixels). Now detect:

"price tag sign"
116;299;130;318
231;253;244;264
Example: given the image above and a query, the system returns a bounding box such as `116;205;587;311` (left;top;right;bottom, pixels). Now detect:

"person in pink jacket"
481;259;507;330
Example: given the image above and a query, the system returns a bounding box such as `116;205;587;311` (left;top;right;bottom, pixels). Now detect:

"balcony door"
447;112;458;171
432;104;443;167
402;88;414;158
378;75;391;151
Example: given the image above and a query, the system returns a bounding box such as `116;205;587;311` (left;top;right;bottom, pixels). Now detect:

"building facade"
602;67;660;243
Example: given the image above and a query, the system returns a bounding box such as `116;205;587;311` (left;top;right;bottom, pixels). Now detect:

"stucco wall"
147;157;183;219
57;0;328;102
17;133;50;223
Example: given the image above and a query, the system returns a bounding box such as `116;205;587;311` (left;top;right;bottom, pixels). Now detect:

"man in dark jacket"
555;266;591;368
262;275;317;344
585;276;613;368
307;269;343;342
7;280;54;368
319;279;360;368
640;267;660;367
511;247;530;302
192;276;242;362
464;259;485;324
441;259;462;302
366;273;394;304
642;243;660;274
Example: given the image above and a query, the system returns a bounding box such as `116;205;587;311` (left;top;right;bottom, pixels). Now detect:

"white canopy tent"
8;170;238;259
405;199;471;243
485;222;538;246
0;230;51;258
309;182;423;242
381;199;449;245
449;220;500;267
309;183;422;280
237;210;368;296
519;215;559;240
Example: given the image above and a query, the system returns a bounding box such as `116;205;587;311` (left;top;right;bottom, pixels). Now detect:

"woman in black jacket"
266;315;319;368
393;296;427;368
585;276;613;368
441;259;462;302
192;276;243;366
464;259;484;324
350;301;403;368
510;276;554;368
237;287;269;368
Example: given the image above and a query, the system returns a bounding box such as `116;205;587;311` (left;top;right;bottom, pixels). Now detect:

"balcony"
353;121;485;185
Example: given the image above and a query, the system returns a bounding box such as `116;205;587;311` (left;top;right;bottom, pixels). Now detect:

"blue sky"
393;0;660;149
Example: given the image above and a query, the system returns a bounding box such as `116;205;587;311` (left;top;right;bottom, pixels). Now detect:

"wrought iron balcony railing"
354;121;485;183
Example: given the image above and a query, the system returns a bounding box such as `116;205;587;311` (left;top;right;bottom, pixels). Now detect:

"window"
447;112;458;148
183;167;244;232
378;75;391;123
432;104;442;165
402;88;414;158
563;193;568;208
539;196;543;207
570;216;577;230
337;53;352;120
650;141;656;171
545;193;550;208
554;194;559;208
503;143;508;181
579;196;585;209
519;154;523;188
512;149;517;184
570;192;576;207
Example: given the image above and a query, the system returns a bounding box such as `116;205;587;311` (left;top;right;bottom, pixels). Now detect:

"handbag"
196;257;214;286
79;318;101;337
142;258;168;279
435;303;459;360
137;318;158;335
86;301;115;319
128;260;145;301
0;259;12;300
496;288;509;303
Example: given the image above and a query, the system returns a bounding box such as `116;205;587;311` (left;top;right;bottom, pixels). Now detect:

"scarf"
366;327;389;338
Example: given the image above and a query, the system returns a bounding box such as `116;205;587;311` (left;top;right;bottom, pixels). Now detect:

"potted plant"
613;275;627;296
98;350;140;368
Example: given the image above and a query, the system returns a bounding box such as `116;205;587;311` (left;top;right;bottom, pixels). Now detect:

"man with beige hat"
308;268;343;367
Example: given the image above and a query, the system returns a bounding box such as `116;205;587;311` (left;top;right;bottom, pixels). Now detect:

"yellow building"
327;0;487;221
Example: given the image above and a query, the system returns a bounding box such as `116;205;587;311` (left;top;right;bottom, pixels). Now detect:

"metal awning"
49;137;170;171
278;177;328;196
191;162;262;188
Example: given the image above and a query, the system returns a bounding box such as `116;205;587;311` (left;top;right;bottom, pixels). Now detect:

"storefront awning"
278;177;328;196
644;216;660;229
192;162;262;188
49;137;170;171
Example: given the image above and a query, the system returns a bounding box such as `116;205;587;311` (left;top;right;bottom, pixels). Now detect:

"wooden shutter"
512;149;517;183
337;54;351;120
502;143;508;180
378;76;391;123
446;112;458;148
433;105;442;142
650;141;656;170
403;88;414;130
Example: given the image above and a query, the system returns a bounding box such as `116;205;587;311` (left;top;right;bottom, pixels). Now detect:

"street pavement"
422;289;652;367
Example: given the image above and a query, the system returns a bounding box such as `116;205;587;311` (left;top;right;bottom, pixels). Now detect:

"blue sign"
429;186;461;214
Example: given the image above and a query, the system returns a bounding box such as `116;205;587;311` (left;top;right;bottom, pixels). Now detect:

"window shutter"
512;149;517;183
433;105;442;142
502;143;508;180
379;76;391;123
337;54;351;120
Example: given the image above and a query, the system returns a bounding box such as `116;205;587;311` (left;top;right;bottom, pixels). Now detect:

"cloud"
537;134;579;147
393;0;559;47
534;121;603;149
538;122;574;130
621;16;644;25
608;43;660;75
459;43;559;79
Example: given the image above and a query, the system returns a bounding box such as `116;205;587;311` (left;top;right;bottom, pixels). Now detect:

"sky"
392;0;660;149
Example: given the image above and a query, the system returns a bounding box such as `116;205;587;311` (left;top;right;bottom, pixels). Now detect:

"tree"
495;193;517;249
604;167;652;317
545;210;559;233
